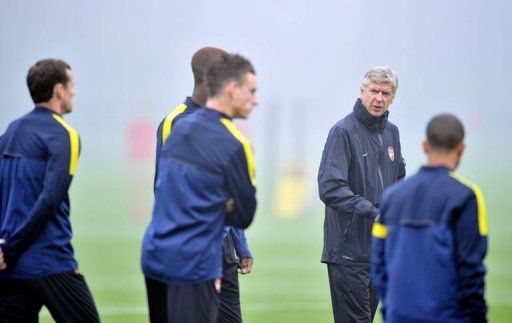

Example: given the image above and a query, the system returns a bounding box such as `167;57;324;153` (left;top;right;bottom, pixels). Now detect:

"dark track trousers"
145;277;219;323
218;258;241;323
327;263;379;323
0;271;100;323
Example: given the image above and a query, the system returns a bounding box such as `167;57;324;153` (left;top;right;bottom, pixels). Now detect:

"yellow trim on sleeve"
162;103;187;144
372;222;388;238
220;118;256;186
52;114;79;175
450;172;488;236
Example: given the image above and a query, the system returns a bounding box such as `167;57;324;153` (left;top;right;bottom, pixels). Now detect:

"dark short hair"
191;47;227;86
26;58;71;104
205;54;255;98
426;114;465;151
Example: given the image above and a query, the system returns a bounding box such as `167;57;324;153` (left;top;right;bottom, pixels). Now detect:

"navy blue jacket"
318;99;405;264
141;107;256;284
152;97;252;261
372;166;488;322
0;107;80;279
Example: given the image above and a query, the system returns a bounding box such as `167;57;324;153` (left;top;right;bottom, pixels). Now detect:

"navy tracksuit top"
0;107;80;279
141;106;256;284
372;166;488;322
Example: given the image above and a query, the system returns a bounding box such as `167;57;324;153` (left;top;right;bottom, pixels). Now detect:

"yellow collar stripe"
52;114;79;175
220;118;256;186
372;222;388;238
450;172;488;236
162;103;187;144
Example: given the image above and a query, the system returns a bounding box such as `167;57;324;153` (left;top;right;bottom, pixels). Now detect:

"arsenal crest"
388;147;395;161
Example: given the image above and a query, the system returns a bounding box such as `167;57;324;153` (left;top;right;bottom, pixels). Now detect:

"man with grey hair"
318;66;406;322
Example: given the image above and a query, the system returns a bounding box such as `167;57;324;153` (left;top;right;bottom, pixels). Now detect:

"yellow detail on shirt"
52;114;79;175
162;103;187;144
450;172;488;236
220;118;256;186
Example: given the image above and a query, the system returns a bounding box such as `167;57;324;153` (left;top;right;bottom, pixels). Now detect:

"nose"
375;92;383;101
253;95;259;106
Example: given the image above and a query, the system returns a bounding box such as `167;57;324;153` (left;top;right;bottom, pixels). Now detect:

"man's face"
231;73;258;119
60;69;75;114
359;82;394;117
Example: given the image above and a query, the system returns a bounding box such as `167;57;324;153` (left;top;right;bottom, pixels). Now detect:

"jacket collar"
184;96;201;110
353;98;388;132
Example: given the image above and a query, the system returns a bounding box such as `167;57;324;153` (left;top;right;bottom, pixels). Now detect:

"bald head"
191;47;227;87
426;114;465;152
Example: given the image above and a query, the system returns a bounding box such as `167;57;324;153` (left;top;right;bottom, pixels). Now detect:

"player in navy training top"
145;47;254;323
0;59;99;322
142;53;258;322
372;114;488;322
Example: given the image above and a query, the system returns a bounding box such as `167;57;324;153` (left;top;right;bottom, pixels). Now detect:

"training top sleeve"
224;144;257;229
230;227;252;259
317;125;378;219
2;118;78;267
371;194;389;313
455;190;488;320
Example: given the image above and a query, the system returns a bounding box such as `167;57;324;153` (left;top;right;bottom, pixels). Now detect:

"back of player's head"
191;47;227;86
362;66;398;94
426;114;465;151
27;58;71;104
205;53;255;98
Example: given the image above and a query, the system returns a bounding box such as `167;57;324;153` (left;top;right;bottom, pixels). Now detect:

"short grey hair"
362;66;398;94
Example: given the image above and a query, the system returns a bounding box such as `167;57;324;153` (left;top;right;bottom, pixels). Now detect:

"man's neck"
191;87;207;106
427;153;459;170
36;102;61;115
205;97;233;118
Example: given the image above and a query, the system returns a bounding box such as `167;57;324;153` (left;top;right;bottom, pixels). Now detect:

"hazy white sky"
1;0;510;177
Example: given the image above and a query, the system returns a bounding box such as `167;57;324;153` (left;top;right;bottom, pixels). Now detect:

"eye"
382;92;391;98
370;89;379;94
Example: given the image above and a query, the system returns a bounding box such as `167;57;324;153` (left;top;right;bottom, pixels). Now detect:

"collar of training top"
34;106;58;115
201;106;231;120
184;96;201;110
353;98;389;133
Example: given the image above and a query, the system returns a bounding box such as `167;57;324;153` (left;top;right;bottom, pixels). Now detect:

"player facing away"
372;114;488;322
0;59;100;322
149;47;254;323
141;53;258;323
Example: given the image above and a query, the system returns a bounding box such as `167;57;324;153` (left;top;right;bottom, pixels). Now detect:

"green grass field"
39;166;511;322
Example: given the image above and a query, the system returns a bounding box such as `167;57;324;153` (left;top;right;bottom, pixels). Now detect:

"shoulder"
218;118;252;150
329;113;357;137
448;172;484;199
50;114;79;137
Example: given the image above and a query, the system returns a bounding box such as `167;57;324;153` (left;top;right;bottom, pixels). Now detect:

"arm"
1;127;77;269
230;228;253;274
455;191;488;321
396;128;406;181
230;227;252;259
317;126;378;219
371;198;389;317
224;145;257;229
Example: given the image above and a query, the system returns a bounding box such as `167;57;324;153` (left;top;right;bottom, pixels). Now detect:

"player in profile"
372;114;488;322
147;47;254;323
141;53;258;322
0;58;100;322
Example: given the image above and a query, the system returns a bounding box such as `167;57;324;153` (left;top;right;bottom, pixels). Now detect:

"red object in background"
127;119;155;162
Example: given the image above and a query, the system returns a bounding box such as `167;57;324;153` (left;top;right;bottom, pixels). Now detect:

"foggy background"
1;0;511;320
1;0;510;243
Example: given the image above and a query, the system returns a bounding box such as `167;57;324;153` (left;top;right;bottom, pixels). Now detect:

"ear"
422;140;429;154
359;86;364;98
53;83;64;99
456;142;465;156
226;81;238;98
